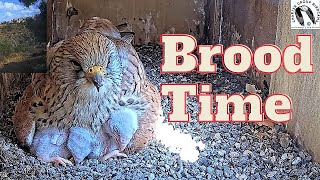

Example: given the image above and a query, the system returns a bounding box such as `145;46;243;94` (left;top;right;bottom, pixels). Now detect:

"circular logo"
291;0;320;29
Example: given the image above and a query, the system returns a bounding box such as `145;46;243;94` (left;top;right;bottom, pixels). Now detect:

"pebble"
243;150;252;156
217;150;226;156
214;133;222;140
229;152;240;158
279;134;290;148
281;153;288;160
292;157;302;165
237;174;247;180
207;167;214;174
223;167;234;178
148;173;155;180
267;171;277;177
270;156;276;163
234;143;241;149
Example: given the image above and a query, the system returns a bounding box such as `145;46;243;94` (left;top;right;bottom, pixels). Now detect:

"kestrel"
12;17;162;165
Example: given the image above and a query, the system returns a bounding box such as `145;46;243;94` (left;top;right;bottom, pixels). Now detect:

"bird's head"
49;32;123;95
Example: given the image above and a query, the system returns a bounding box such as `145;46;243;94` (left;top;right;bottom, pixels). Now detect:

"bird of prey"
12;17;162;165
295;5;316;26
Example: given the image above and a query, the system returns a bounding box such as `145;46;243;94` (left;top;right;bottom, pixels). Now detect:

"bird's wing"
295;7;304;26
120;32;135;44
12;73;48;147
115;39;145;96
306;7;316;24
109;30;162;153
125;79;162;153
79;17;135;43
116;22;133;32
115;22;135;43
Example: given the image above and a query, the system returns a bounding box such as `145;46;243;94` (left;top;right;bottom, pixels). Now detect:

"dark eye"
70;60;82;73
108;54;116;66
70;60;81;67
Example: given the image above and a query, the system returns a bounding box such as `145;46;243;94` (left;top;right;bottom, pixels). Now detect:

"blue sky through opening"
0;0;40;23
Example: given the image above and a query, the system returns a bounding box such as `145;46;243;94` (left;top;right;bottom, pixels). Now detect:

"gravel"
0;44;320;179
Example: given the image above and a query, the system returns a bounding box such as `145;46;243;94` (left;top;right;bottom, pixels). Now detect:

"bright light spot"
155;116;205;162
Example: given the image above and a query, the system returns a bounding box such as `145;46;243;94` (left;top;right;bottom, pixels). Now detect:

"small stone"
148;173;155;180
146;164;153;168
160;167;165;172
199;165;206;172
217;150;226;156
238;174;248;180
223;167;234;178
281;153;288;160
181;77;188;82
216;170;223;177
287;153;294;160
239;157;249;166
267;171;277;177
234;143;241;149
196;175;202;179
292;157;302;165
279;134;290;148
96;164;106;173
270;156;276;163
229;152;240;158
207;167;214;174
214;133;222;140
243;150;252;156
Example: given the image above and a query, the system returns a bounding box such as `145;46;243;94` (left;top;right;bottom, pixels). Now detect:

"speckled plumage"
12;17;162;164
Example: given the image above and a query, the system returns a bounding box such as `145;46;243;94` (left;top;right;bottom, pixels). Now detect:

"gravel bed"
0;45;319;179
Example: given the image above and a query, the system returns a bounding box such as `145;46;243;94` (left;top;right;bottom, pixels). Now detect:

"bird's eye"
70;60;83;73
70;60;81;67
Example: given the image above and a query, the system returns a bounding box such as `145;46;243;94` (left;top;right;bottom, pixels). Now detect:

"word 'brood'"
159;34;313;122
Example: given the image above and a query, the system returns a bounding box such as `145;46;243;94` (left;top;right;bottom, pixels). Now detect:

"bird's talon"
49;157;73;167
101;150;128;161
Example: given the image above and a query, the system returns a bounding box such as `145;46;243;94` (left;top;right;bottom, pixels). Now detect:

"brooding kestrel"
12;17;162;165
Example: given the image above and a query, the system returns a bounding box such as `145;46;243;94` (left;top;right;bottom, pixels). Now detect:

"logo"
291;0;320;29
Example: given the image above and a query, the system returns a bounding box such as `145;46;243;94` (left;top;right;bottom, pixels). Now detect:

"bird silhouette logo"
295;5;316;26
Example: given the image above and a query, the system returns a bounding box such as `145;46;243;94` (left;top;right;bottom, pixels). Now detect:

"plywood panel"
211;0;279;95
48;0;207;45
270;0;320;161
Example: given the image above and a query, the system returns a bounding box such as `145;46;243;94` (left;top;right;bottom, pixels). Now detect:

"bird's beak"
86;66;105;92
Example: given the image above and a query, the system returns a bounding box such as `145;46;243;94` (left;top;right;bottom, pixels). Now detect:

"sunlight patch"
155;117;205;162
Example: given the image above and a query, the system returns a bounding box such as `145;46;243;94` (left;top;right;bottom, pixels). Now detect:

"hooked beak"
86;65;105;92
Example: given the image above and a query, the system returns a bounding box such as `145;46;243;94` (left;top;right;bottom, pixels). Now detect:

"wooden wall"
47;0;208;45
270;0;320;161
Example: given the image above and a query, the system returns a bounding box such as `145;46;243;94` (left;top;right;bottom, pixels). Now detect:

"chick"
31;128;72;166
101;108;138;160
67;127;104;164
